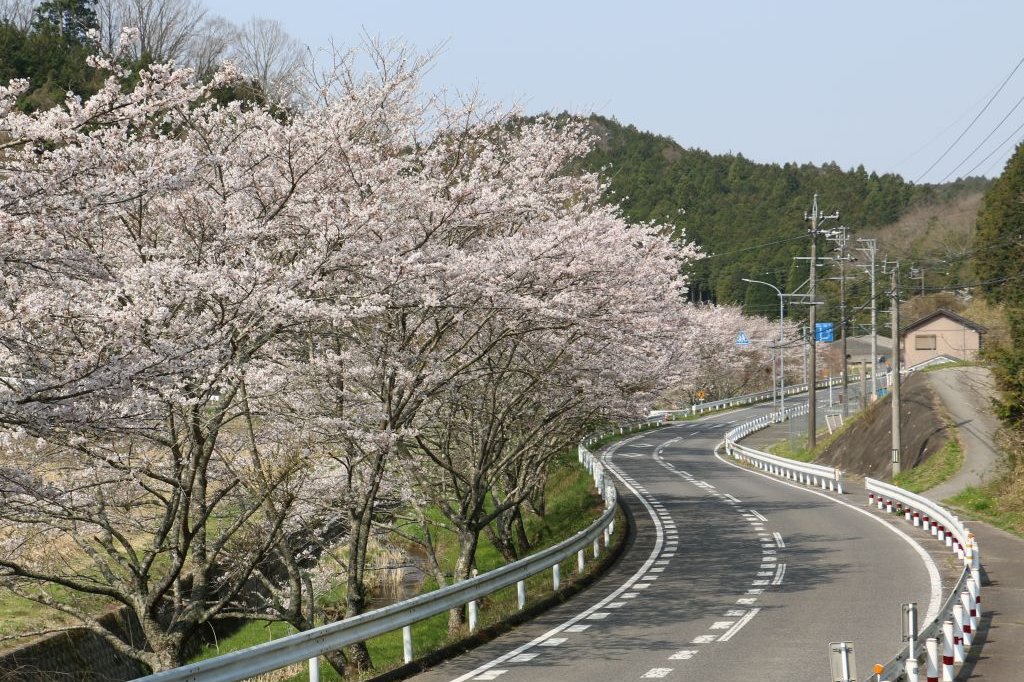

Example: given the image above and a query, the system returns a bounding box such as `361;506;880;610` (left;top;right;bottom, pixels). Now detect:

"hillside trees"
974;141;1024;427
0;45;711;674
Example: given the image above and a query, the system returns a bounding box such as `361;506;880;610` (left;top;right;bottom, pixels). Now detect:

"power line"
939;90;1024;182
914;54;1024;184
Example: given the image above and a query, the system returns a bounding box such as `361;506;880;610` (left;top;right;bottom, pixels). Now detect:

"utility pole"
910;266;925;296
857;238;878;401
827;226;853;417
889;261;902;475
804;194;839;451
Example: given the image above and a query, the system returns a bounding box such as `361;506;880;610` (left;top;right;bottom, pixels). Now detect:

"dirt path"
925;366;1003;501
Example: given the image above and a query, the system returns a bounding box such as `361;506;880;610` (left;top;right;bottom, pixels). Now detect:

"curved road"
411;400;938;682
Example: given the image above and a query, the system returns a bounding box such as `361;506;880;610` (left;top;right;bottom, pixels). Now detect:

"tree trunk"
447;529;479;635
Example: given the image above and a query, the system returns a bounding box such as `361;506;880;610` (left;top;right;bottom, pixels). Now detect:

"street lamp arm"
741;277;786;416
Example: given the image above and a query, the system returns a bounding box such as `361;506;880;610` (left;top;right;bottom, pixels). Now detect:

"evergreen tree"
32;0;98;44
974;142;1024;426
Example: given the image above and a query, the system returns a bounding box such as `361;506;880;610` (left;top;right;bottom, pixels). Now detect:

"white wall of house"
901;315;981;367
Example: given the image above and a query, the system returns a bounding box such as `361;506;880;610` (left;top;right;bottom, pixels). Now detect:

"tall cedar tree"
975;142;1024;426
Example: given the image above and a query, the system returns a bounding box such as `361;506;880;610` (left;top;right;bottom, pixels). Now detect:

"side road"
926;366;1021;681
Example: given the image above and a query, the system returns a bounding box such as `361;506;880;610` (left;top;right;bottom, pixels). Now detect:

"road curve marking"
714;442;943;625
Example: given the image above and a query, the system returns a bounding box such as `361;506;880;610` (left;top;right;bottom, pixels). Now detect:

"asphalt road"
410;400;939;682
923;366;1003;501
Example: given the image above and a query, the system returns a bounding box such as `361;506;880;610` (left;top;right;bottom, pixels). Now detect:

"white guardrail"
651;377;846;419
724;402;983;682
724;401;845;494
865;480;981;682
135;446;619;682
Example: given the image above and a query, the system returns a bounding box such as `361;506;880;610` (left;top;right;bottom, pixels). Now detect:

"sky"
206;1;1024;184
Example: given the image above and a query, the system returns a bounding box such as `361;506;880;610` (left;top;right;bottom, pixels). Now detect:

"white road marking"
715;442;943;625
621;592;639;599
539;638;566;646
724;494;742;503
586;612;611;620
710;620;735;629
772;563;786;585
472;671;507;681
691;634;717;644
725;609;746;617
737;597;758;605
747;588;764;595
774;532;786;548
669;649;698;660
749;510;768;522
717;608;761;642
607;601;627;608
509;653;538;663
752;579;769;586
446;434;670;682
641;669;673;678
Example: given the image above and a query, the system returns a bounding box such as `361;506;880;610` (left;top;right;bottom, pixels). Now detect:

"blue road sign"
815;322;834;342
735;331;750;346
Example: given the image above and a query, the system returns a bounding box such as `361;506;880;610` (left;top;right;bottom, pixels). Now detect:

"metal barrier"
862;479;981;682
722;402;845;493
134;446;618;681
651;377;847;419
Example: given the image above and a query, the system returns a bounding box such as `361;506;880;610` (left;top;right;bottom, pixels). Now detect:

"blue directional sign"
735;331;750;346
815;322;834;342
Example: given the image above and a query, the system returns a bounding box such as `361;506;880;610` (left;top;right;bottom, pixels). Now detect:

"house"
900;309;986;370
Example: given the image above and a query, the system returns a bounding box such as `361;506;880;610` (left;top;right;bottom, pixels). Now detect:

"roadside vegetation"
893;436;964;493
946;429;1024;537
188;446;617;680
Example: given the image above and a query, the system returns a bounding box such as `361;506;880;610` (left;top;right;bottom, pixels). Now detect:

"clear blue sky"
207;0;1024;184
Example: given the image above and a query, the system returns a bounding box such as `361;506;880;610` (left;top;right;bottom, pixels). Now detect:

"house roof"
900;308;988;336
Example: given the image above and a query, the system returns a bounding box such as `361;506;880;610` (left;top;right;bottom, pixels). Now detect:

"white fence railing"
723;401;845;493
864;480;981;682
135;446;619;681
651;376;847;419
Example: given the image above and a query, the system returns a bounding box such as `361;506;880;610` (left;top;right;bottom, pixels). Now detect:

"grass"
768;414;859;464
945;430;1024;538
921;360;979;373
892;436;964;493
189;447;614;681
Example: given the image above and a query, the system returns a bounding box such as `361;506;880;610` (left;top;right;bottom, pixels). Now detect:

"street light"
742;278;785;417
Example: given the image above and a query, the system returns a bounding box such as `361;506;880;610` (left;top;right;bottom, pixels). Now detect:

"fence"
865;479;980;682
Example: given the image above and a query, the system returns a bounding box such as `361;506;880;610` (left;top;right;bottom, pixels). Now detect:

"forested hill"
574;114;990;307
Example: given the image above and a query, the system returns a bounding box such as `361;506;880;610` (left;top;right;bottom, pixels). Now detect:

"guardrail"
863;479;981;682
723;401;845;493
652;376;849;419
135;446;619;682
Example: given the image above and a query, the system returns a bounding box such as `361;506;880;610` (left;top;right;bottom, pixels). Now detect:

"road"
410;398;940;682
923;365;1003;500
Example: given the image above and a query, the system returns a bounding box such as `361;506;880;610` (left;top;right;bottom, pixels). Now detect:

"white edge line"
714;442;943;625
749;510;768;523
447;439;666;682
773;532;785;548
